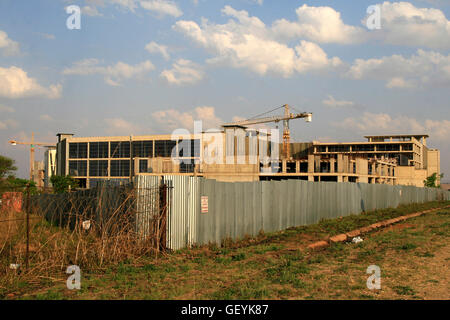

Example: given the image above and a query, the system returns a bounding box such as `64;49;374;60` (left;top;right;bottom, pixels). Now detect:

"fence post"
25;183;31;271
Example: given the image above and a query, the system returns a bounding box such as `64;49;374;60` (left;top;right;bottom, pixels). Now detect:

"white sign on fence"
201;196;208;213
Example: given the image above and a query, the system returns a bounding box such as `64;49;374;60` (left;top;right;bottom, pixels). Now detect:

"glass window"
89;142;109;158
110;141;130;158
69;143;87;159
139;159;148;173
180;161;195;173
133;141;153;158
155;140;176;157
89;160;108;177
178;139;200;157
110;160;130;177
69;160;87;176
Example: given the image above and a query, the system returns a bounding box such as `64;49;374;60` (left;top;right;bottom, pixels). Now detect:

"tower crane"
9;132;55;181
222;104;312;159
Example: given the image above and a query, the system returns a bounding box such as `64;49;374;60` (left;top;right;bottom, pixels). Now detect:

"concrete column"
337;154;344;173
308;154;315;173
330;158;336;173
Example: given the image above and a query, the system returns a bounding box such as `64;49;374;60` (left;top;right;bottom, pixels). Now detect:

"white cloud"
0;66;62;99
145;41;170;60
0;30;20;56
173;6;341;77
376;1;450;49
323;95;355;108
0;119;18;130
272;4;366;44
109;0;138;12
63;58;154;86
152;106;222;131
336;112;450;142
160;59;204;85
140;0;183;17
82;5;103;16
347;49;450;88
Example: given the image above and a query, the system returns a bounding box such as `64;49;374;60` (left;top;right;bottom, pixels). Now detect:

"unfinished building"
55;131;439;189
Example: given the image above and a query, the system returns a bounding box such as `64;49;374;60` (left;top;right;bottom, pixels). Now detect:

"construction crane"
222;104;312;159
9;132;55;181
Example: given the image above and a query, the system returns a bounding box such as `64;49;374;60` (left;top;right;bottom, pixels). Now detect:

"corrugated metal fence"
136;176;450;250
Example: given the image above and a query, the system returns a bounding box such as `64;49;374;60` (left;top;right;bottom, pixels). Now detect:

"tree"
424;173;444;188
50;175;79;194
0;155;17;179
4;177;39;194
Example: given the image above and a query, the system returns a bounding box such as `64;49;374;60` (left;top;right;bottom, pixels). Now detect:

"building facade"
52;131;443;188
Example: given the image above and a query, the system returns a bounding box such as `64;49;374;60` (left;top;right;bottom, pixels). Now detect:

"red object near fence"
1;192;23;213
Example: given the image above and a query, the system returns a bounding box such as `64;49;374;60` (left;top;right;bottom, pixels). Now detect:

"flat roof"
364;134;429;139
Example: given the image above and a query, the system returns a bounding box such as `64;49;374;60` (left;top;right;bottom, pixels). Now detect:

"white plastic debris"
9;264;20;270
352;236;363;244
82;220;91;230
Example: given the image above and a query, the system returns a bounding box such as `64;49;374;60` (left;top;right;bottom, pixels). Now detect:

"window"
155;140;176;157
133;141;153;158
69;160;87;176
89;160;108;177
69;143;87;159
89;142;109;158
180;161;195;173
110;142;130;158
110;160;130;177
178;139;200;157
139;159;148;173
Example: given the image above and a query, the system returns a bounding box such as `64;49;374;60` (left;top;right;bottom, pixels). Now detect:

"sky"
0;0;449;180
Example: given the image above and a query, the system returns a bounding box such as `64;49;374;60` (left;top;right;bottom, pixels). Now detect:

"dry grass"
2;200;449;300
0;188;165;297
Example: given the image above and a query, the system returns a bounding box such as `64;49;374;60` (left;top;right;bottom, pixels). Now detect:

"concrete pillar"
308;154;315;173
337;154;344;173
330;158;336;173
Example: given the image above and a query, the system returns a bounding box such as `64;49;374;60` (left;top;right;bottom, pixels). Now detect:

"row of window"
317;143;413;153
69;140;200;159
69;160;130;177
69;159;196;177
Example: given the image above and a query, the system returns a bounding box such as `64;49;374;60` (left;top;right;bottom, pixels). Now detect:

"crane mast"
9;132;54;181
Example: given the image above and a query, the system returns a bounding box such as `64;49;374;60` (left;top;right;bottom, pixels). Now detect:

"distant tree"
424;173;444;188
5;177;39;194
0;155;17;179
50;175;79;194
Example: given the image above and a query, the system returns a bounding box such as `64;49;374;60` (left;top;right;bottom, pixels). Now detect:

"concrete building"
51;131;444;188
312;135;440;187
44;146;56;188
32;161;45;188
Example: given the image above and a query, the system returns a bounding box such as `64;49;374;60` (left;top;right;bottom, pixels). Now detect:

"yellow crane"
222;104;312;159
9;132;55;181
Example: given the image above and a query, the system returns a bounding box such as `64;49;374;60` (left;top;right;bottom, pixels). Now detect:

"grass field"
3;201;450;300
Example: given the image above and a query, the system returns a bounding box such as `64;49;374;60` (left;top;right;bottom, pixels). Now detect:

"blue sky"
0;0;449;180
